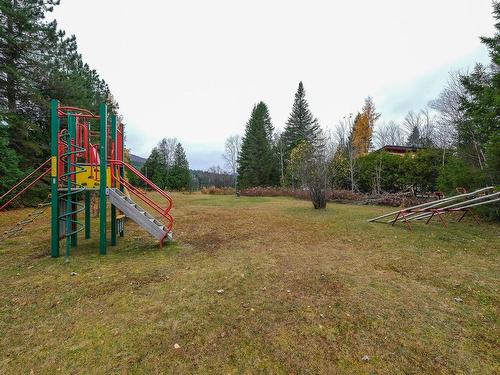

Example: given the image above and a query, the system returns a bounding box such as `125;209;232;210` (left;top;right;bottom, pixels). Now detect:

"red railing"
0;158;51;211
57;106;99;119
109;160;174;236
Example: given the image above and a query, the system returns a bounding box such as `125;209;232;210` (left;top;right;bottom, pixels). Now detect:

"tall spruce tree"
406;125;421;147
141;147;166;188
168;142;191;190
282;82;321;158
237;102;279;188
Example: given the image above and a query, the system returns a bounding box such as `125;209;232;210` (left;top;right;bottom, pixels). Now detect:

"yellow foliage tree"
352;113;370;155
352;97;380;155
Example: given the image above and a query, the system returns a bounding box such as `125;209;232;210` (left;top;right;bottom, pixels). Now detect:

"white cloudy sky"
51;0;494;169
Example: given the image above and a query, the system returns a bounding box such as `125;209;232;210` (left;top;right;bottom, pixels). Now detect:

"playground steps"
108;188;169;241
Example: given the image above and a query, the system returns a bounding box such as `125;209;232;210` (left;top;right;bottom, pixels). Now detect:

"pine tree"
0;124;22;195
406;125;421;147
1;0;59;166
1;0;116;170
0;0;60;113
141;147;166;188
237;102;279;188
282;82;321;158
458;1;500;172
168;143;191;190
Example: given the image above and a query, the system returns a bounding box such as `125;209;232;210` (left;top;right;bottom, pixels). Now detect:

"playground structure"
368;186;500;230
0;100;173;258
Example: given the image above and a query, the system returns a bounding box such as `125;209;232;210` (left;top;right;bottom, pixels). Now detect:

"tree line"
232;2;499;208
0;0;117;198
137;138;192;191
139;139;237;191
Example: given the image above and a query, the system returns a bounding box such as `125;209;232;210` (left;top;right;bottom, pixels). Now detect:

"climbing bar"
0;158;51;211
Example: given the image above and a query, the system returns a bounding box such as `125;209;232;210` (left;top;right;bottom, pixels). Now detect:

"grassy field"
0;192;499;374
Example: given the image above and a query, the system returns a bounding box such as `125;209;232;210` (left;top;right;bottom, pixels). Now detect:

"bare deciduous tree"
323;127;338;161
374;120;405;148
289;139;331;209
333;117;350;149
402;110;423;135
332;116;358;192
403;109;436;147
157;138;178;168
274;131;286;186
429;70;466;135
222;134;241;188
429;70;467;165
420;108;436;146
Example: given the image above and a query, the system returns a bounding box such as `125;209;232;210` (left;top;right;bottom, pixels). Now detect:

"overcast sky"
51;0;494;170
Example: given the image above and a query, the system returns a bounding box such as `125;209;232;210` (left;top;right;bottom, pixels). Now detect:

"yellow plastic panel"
75;166;112;188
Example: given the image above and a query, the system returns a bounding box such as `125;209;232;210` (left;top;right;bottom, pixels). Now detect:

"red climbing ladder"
0;158;51;211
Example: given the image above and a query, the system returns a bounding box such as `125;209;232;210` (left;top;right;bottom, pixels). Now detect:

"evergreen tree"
238;102;279;188
458;1;500;176
0;0;60;114
141;147;166;188
1;0;59;166
0;124;22;195
0;0;116;173
406;125;421;147
168;143;191;190
282;82;321;158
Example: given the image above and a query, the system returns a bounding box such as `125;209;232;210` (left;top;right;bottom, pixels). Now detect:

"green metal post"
84;115;91;240
85;190;91;239
119;123;125;237
110;114;117;246
71;200;78;247
66;113;76;257
99;103;108;255
50;99;60;258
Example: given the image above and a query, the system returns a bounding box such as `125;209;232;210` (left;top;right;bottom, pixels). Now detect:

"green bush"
356;149;443;194
437;156;489;194
485;132;500;185
357;152;407;193
404;149;443;193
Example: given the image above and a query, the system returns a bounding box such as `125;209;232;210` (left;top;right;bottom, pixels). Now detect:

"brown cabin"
376;145;422;156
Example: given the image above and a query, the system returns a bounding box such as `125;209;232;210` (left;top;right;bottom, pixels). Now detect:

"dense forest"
0;0;117;199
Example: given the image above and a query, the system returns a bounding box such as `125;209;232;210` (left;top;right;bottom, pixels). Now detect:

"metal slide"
108;188;172;242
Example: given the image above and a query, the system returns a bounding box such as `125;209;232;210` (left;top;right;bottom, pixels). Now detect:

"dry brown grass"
0;193;499;374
